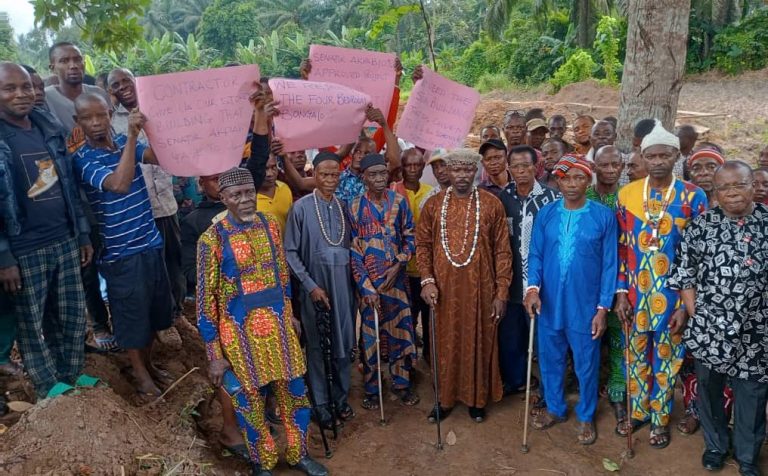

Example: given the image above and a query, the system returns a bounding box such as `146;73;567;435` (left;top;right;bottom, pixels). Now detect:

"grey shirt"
283;192;356;358
44;84;111;133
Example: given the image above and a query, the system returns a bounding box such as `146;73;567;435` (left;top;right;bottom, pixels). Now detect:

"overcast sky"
1;0;35;36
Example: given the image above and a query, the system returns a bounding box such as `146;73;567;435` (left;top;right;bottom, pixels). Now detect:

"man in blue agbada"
524;156;618;446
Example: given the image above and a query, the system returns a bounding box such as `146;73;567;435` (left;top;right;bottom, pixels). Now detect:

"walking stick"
623;318;634;459
373;306;386;425
303;370;332;458
521;306;538;454
429;307;443;450
314;302;339;441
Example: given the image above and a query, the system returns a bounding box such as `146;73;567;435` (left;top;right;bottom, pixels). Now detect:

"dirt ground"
1;307;765;475
2;71;768;475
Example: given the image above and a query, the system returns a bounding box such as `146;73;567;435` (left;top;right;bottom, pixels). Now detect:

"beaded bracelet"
421;277;436;286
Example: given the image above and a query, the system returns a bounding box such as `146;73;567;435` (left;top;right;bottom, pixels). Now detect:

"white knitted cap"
641;120;680;152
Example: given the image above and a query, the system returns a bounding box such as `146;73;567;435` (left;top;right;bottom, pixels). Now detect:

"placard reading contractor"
396;66;480;151
269;78;370;152
136;64;260;176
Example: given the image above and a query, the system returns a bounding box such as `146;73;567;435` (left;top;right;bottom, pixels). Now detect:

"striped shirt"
74;134;162;263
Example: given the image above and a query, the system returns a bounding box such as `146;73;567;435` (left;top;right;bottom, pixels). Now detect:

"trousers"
695;360;768;467
232;376;311;469
538;322;601;422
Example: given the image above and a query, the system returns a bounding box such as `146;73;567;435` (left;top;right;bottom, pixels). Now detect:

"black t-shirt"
4;121;71;255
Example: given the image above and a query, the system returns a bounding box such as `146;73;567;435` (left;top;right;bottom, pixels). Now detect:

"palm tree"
142;0;173;38
484;0;619;47
256;0;321;31
170;0;212;37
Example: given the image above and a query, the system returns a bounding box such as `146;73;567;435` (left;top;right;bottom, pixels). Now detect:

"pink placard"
309;45;395;124
396;66;481;151
269;78;370;152
136;65;260;177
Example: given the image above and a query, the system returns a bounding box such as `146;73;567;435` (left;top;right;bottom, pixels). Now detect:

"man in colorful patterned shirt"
614;121;708;449
196;167;328;476
349;153;419;410
669;162;768;476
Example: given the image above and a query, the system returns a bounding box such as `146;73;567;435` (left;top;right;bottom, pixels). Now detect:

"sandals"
361;394;380;410
616;417;650;437
612;402;628;435
506;376;540;396
577;421;597;445
676;411;700;435
394;388;420;406
338;403;355;421
532;411;566;430
530;395;547;417
649;425;671;449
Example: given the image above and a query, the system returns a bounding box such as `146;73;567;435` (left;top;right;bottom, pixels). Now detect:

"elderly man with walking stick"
416;148;512;424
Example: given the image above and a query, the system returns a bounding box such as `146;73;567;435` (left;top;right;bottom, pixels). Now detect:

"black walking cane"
314;301;339;441
303;366;332;458
429;307;444;450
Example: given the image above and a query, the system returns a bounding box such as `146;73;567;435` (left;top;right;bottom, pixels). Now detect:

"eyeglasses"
690;163;719;173
715;182;751;192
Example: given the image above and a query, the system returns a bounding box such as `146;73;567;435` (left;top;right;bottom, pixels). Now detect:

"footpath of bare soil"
1;306;764;475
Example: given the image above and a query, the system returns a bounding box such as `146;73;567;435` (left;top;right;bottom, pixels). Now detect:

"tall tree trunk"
615;0;691;151
576;0;592;48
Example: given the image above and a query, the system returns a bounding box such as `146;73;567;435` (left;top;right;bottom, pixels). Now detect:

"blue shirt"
527;200;618;333
74;134;162;263
335;168;366;207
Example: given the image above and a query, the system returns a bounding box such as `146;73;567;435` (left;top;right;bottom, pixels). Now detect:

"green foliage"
549;49;597;91
506;33;567;85
0;13;18;61
368;4;421;39
32;0;150;50
475;73;513;93
711;8;768;74
234;26;310;78
593;16;621;84
198;0;261;57
89;32;218;76
450;38;492;86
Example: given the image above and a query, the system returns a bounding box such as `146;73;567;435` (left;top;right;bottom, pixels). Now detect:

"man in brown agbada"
416;148;513;423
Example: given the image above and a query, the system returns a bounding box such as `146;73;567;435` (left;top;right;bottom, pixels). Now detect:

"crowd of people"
0;41;767;476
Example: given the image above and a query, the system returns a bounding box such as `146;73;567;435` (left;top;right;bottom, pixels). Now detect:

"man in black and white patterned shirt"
669;161;768;476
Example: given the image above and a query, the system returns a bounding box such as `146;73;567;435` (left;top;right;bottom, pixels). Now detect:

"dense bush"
549;49;597;91
711;9;768;74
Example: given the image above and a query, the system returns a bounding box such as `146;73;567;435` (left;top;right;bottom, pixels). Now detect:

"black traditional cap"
312;151;341;168
218;166;254;191
360;153;386;172
479;138;507;156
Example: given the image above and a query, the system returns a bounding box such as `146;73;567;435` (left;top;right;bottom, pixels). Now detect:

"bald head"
715;160;752;180
593;145;623;187
595;145;620;163
74;92;110;114
74;93;112;143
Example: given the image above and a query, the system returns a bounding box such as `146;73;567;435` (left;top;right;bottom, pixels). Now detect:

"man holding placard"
73;93;174;398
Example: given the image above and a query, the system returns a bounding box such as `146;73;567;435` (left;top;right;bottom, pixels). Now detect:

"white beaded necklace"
313;190;345;246
642;175;676;251
440;186;480;268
